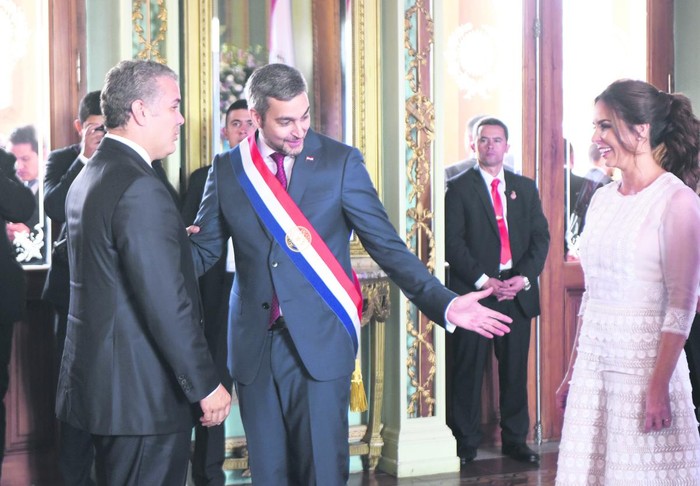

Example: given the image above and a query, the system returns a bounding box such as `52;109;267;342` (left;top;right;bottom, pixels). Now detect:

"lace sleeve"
660;185;700;336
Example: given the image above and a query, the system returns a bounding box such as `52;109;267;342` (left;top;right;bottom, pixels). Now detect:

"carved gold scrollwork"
360;280;391;326
132;0;168;62
404;0;437;418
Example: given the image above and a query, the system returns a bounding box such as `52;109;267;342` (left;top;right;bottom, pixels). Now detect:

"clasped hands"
483;276;526;301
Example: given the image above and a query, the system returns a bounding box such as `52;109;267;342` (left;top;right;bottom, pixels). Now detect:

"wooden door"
1;0;84;483
536;0;675;442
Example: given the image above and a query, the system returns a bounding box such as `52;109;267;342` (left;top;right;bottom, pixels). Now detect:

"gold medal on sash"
285;225;312;252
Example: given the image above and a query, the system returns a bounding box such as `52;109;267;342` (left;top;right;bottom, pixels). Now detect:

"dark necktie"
491;178;512;265
268;152;287;325
151;160;180;207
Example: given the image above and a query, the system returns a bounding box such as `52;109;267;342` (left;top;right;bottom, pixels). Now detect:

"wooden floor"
348;442;559;485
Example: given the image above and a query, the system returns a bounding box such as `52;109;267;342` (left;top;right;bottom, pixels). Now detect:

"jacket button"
262;302;270;310
272;262;279;268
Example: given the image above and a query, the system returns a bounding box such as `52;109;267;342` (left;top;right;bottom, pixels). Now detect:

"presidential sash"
232;134;363;355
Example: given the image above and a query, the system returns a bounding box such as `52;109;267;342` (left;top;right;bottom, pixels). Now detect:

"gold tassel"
349;358;368;412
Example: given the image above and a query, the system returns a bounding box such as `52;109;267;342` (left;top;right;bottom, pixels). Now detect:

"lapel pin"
305;156;314;162
510;190;517;200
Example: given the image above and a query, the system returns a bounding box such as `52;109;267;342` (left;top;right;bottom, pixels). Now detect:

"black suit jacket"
0;150;36;324
56;137;218;435
445;167;549;318
42;144;82;309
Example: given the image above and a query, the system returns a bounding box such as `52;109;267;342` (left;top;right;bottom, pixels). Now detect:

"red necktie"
491;179;512;265
268;152;287;325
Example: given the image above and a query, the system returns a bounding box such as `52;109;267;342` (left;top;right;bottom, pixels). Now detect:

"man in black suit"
445;117;550;466
57;59;231;484
0;148;35;475
43;90;103;486
6;126;42;259
182;99;252;486
444;114;484;182
566;143;613;260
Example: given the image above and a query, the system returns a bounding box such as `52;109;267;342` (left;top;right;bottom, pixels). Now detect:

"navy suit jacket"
190;129;457;385
57;138;218;435
445;167;549;318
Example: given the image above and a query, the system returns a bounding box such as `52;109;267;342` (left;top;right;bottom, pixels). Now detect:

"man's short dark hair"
475;117;509;141
225;99;248;120
245;64;307;121
78;90;102;123
9;125;38;153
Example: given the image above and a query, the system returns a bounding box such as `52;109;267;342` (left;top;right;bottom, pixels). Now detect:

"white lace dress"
556;172;700;485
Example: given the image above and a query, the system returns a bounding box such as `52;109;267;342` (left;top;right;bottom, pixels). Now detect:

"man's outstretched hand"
447;287;512;338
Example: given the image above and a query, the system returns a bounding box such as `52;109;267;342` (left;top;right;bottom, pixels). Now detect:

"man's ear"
250;108;263;129
73;118;83;135
130;99;148;126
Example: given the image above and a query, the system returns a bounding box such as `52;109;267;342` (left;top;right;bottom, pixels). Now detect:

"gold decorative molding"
132;0;168;62
403;0;437;418
352;0;382;196
349;0;382;257
182;0;212;176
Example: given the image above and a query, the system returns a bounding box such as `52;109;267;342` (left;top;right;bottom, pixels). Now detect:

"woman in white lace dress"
556;79;700;485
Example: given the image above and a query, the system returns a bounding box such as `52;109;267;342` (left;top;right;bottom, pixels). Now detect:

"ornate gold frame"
181;0;381;192
182;0;213;175
352;0;382;197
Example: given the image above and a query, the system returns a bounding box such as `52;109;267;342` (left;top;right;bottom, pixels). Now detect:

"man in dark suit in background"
6;126;41;250
445;117;549;466
0;148;35;477
181;99;252;485
43;90;103;486
445;114;484;182
189;63;512;485
57;59;231;484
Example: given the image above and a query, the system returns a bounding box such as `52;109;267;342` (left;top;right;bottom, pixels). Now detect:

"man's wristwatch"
522;276;531;291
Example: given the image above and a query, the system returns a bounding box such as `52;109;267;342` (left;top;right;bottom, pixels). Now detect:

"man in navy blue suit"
189;63;512;485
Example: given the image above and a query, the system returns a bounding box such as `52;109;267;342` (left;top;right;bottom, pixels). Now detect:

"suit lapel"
467;169;499;236
230;130;322;243
504;171;520;227
227;143;274;241
286;129;321;205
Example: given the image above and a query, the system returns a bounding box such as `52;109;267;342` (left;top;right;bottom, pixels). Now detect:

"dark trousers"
448;297;532;455
0;320;14;474
92;431;191;486
237;327;350;486
684;313;700;425
54;308;96;486
191;272;233;486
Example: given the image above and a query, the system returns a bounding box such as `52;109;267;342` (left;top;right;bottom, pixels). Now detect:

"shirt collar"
477;165;506;188
104;133;152;167
256;132;280;161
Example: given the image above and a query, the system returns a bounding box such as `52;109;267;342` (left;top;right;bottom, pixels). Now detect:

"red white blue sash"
232;135;362;354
